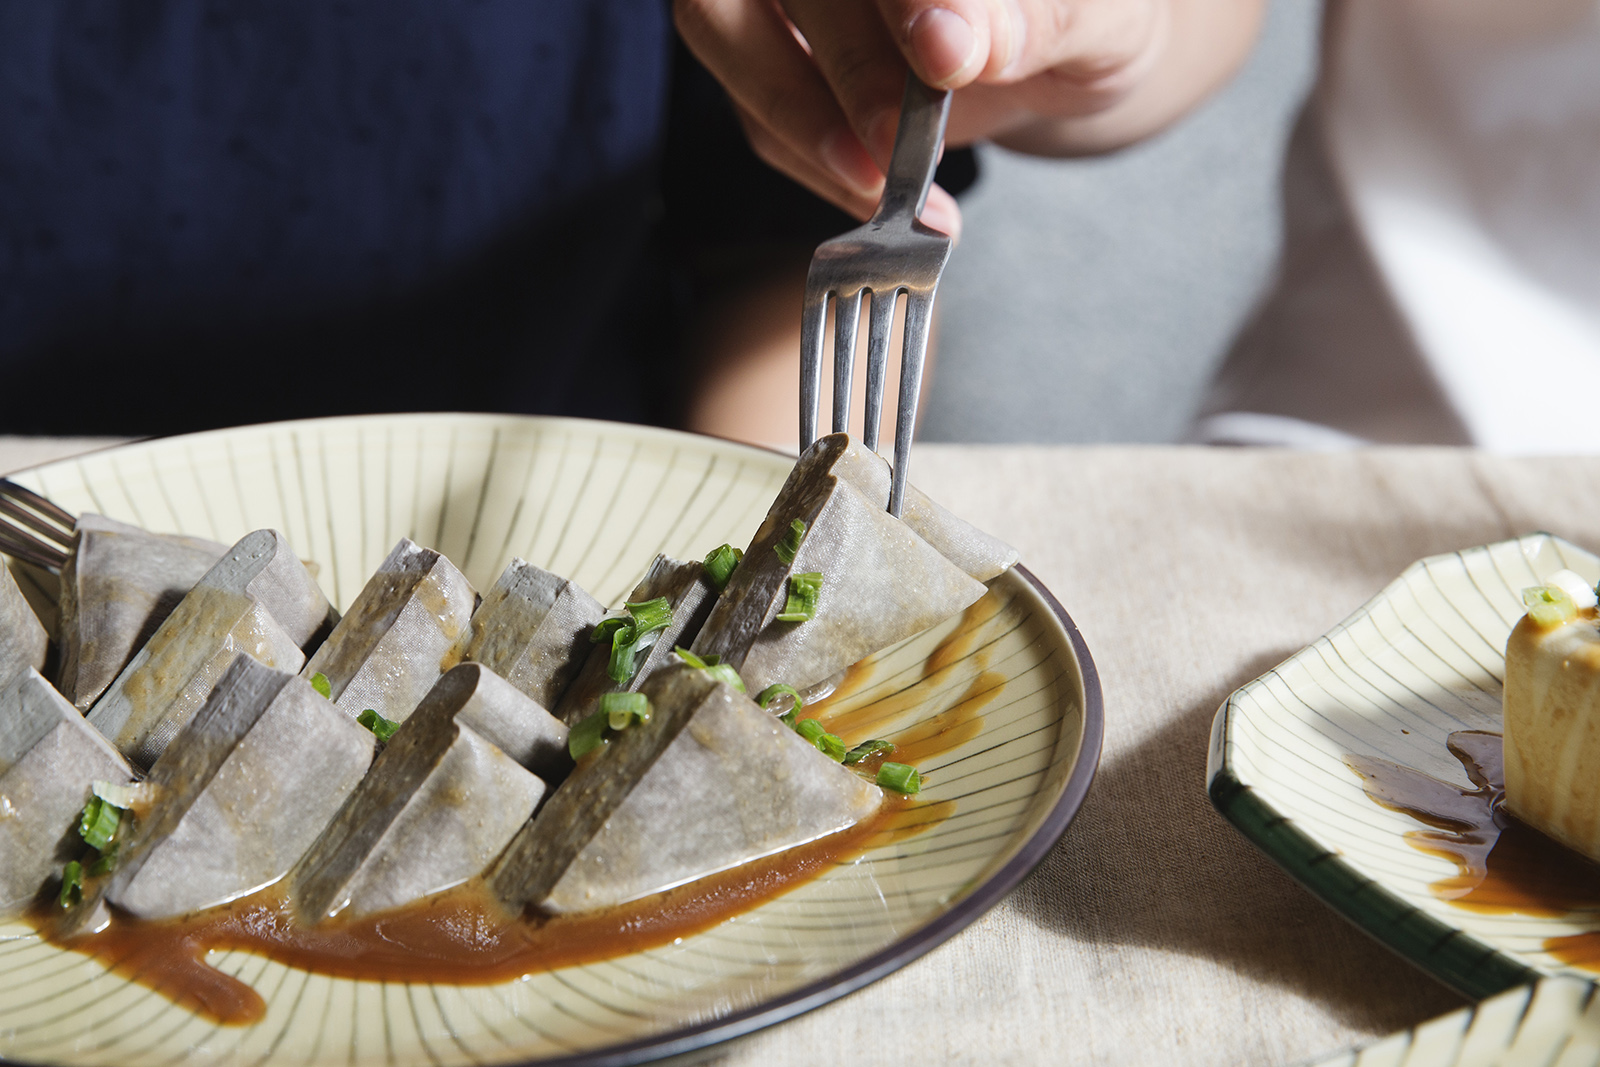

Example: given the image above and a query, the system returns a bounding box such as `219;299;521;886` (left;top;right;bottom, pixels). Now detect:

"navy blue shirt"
0;2;672;433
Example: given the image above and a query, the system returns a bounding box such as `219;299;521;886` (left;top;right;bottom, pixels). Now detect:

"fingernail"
909;8;978;88
921;186;962;243
821;128;883;198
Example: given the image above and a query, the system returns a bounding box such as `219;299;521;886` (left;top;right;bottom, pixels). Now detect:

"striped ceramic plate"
1301;977;1600;1067
1209;533;1600;999
0;414;1101;1067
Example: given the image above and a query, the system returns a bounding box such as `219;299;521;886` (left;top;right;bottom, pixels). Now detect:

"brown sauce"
1346;731;1600;967
31;600;1008;1028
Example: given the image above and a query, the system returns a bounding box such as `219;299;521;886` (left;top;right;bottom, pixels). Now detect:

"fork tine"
888;291;934;518
0;525;67;570
830;289;864;435
0;479;75;531
799;287;830;450
860;288;897;453
0;493;74;547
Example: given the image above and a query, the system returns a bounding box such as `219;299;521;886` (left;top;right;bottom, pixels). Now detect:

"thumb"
874;0;1013;89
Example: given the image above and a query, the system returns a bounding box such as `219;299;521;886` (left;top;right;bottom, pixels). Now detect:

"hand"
674;0;1264;234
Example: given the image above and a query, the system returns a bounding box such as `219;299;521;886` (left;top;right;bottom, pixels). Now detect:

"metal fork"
799;73;953;518
0;480;75;570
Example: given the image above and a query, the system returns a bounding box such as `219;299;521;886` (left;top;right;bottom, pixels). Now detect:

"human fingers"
984;0;1167;92
777;0;909;165
737;102;962;238
675;0;885;202
870;0;1016;89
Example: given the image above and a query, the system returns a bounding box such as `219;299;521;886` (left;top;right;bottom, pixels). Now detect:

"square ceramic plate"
0;414;1101;1067
1299;976;1600;1067
1208;533;1600;1000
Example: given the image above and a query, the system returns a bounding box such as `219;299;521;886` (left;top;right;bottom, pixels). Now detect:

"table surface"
9;435;1597;1067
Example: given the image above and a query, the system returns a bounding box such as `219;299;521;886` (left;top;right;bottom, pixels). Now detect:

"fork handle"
873;74;951;225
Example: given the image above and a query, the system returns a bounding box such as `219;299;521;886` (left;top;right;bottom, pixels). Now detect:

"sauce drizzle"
1347;731;1600;969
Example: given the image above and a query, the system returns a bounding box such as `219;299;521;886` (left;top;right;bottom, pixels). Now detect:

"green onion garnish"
773;519;807;564
673;647;746;692
757;683;803;726
89;847;119;877
58;861;83;908
600;691;651;731
309;671;333;699
91;780;138;809
597;598;675;684
843;739;895;765
1523;585;1579;628
357;709;400;743
795;718;825;743
703;544;743;591
877;762;922;794
78;795;121;852
569;709;610;760
777;572;822;622
817;732;847;762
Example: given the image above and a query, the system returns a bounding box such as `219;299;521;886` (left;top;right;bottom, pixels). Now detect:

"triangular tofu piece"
290;666;550;922
87;529;334;769
826;435;1018;581
0;562;47;688
429;662;570;780
82;656;373;926
302;539;477;724
0;669;136;917
553;555;716;725
692;438;986;694
468;559;605;709
57;515;229;711
488;664;881;915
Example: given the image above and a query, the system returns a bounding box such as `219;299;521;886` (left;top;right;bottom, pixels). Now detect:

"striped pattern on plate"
0;414;1101;1067
1209;533;1600;1000
1302;977;1600;1067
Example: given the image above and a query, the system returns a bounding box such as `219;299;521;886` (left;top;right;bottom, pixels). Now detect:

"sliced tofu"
826;434;1018;582
691;437;986;694
553;555;717;726
86;655;374;925
0;561;47;688
290;669;548;922
302;539;477;724
487;664;881;916
468;559;606;709
57;515;229;710
0;669;136;917
87;529;333;769
1504;610;1600;861
425;662;569;780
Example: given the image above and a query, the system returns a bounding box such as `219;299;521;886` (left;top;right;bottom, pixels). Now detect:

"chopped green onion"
702;544;743;591
673;647;747;692
600;692;651;731
598;598;675;684
91;780;138;809
357;709;400;744
773;519;807;565
569;709;610;760
843;739;895;766
590;616;631;644
757;683;803;726
309;671;333;699
816;732;847;762
1523;585;1579;628
877;762;922;794
78;795;121;852
89;847;119;877
58;861;83;908
777;572;822;623
795;718;826;744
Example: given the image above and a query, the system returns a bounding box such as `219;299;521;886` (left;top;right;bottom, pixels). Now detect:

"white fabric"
1199;0;1600;452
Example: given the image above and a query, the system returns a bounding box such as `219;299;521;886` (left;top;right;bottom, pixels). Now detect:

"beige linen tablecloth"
10;437;1600;1066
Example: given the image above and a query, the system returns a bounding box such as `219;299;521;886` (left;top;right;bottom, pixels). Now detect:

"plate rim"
0;413;1105;1067
1205;533;1564;1001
